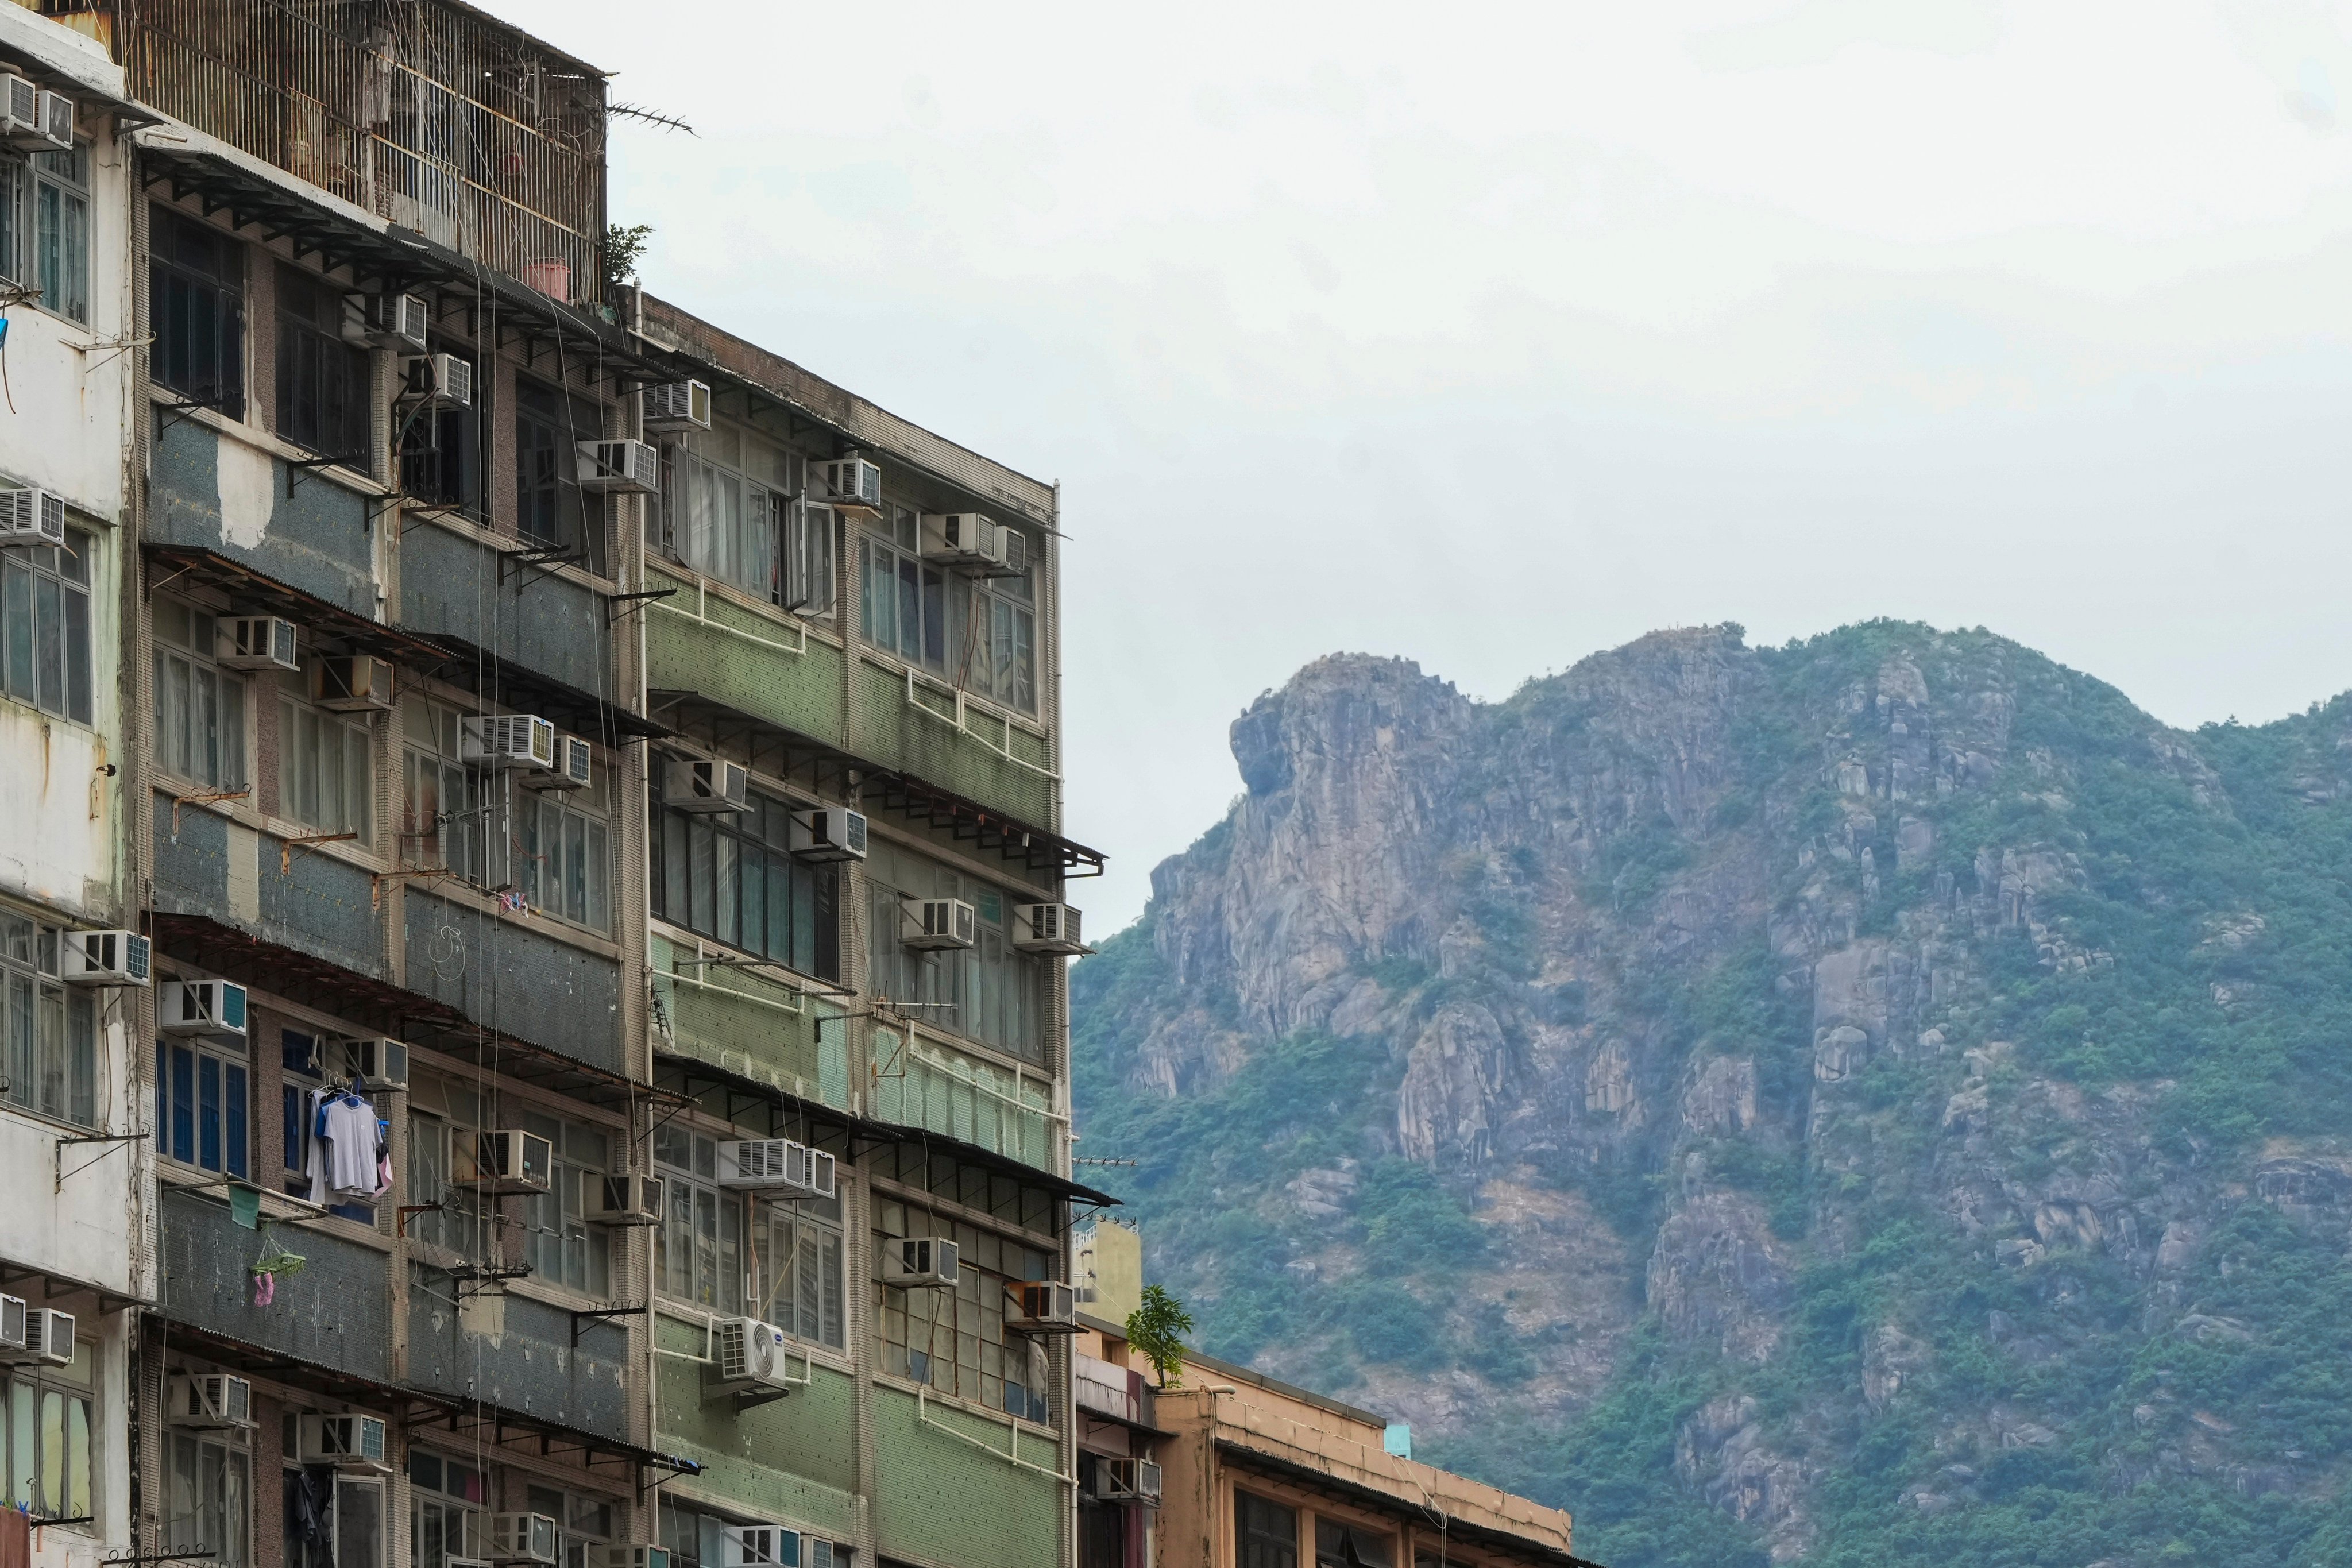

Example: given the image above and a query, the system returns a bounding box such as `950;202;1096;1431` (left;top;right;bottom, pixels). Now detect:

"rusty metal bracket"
280;831;359;875
372;867;454;909
171;788;251;836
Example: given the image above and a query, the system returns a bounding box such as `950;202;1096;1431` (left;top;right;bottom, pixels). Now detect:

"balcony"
1075;1353;1155;1430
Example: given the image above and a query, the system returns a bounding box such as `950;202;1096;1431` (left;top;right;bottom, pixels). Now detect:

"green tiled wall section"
645;565;847;745
870;1030;1057;1172
651;935;847;1107
652;1312;858;1536
871;1381;1061;1568
849;663;1056;827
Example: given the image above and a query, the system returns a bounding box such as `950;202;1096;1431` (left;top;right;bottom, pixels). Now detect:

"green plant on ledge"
1127;1284;1196;1389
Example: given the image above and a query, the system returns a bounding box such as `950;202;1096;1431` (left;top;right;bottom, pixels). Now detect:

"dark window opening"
400;349;484;515
275;264;370;466
515;377;603;574
151;207;244;417
648;788;839;982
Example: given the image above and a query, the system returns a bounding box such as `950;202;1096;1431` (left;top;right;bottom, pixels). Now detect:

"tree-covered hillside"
1073;623;2352;1567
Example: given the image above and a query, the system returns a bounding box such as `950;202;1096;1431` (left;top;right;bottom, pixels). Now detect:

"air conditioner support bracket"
56;1130;146;1193
606;587;678;625
570;1303;647;1347
732;1387;790;1412
283;455;342;500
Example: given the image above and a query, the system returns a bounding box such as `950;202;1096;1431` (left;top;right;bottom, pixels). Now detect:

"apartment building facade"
0;7;1104;1568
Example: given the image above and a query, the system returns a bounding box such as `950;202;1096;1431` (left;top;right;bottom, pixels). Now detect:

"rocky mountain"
1071;623;2352;1568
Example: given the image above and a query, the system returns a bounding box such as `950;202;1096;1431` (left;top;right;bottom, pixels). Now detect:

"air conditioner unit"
0;1309;74;1368
453;1130;554;1196
460;714;557;771
160;978;248;1038
594;1549;673;1568
1013;903;1087;956
63;930;150;987
403;352;474;407
1006;1281;1079;1334
0;75;38;149
520;735;593;792
787;808;866;863
717;1139;835;1200
0;1296;22;1355
583;1172;663;1226
643;380;712;432
347;292;429;352
901;897;976;952
921;513;1023;576
819;456;881;512
0;488;64;549
311;654;395;712
489;1514;559;1567
1094;1457;1164;1505
882;1237;959;1288
579;439;660;494
720;1525;801;1568
713;1318;797;1392
164;1373;254;1430
298;1412;391;1473
217;615;300;671
326;1035;408;1094
33;91;72;154
665;758;747;813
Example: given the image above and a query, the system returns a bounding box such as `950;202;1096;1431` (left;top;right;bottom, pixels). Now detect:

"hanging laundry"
304;1082;389;1207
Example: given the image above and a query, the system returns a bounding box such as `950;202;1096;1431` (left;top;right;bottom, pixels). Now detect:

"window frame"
514;377;602;575
1;527;93;725
519;1111;613;1299
156;1033;251;1180
151;204;246;418
399;345;484;517
17;140;90;326
164;1426;249;1568
276;669;374;840
2;1341;96;1523
407;1447;488;1568
518;774;613;936
864;845;1045;1067
273;262;372;468
874;1192;1060;1423
152;595;250;791
648;787;840;983
1;908;98;1129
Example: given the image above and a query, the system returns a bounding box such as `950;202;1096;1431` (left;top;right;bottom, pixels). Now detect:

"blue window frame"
157;1038;248;1178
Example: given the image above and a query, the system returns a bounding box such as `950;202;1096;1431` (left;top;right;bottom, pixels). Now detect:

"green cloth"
228;1183;261;1230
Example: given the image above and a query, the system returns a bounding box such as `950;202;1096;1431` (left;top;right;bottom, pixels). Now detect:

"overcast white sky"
500;0;2352;930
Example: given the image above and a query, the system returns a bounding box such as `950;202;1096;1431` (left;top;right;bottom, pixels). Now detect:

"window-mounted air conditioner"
713;1318;796;1393
720;1525;801;1568
368;293;430;353
717;1139;836;1200
160;978;248;1039
921;513;1025;576
643;380;712;432
882;1237;959;1288
0;1307;73;1368
0;75;38;150
901;897;976;952
1013;903;1086;956
63;930;150;987
217;615;300;671
489;1513;559;1567
819;456;881;512
298;1412;391;1473
403;353;474;407
460;714;557;771
520;735;593;792
787;808;866;863
326;1035;408;1094
312;654;395;712
165;1373;254;1430
0;488;64;549
453;1130;554;1196
1006;1281;1079;1334
1093;1457;1164;1505
579;439;659;495
32;92;71;154
584;1172;663;1226
665;758;747;813
594;1549;673;1568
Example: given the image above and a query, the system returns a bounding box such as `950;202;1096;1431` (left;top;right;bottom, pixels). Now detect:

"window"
152;206;245;416
278;671;372;837
0;144;89;325
3;1339;94;1520
404;1108;492;1264
399;700;494;890
524;1484;616;1568
955;561;1036;714
165;1430;248;1568
1077;1457;1127;1568
1237;1492;1299;1568
407;1449;486;1568
788;503;836;616
765;1187;845;1350
652;1127;746;1316
399;350;482;515
515;379;601;574
281;1030;319;1192
157;1036;249;1178
663;429;835;615
519;1113;612;1297
153;597;248;790
650;788;839;980
1316;1521;1394;1568
276;265;370;465
864;844;1044;1065
875;1196;1057;1422
860;507;944;671
1;528;92;724
2;911;96;1127
286;1438;379;1568
520;773;611;934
